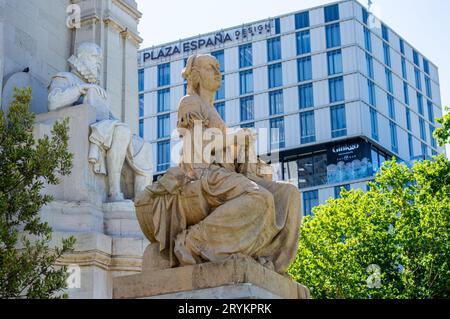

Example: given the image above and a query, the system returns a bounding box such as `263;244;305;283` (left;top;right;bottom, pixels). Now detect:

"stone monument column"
72;0;142;134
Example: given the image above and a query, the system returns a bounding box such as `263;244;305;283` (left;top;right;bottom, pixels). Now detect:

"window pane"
330;104;347;138
324;4;340;23
295;11;310;29
390;121;398;153
215;75;225;100
269;90;284;115
157;89;170;112
327;49;343;75
299;83;314;109
215;102;225;121
138;69;144;92
239;44;252;68
414;68;422;90
401;57;407;79
413;50;420;66
364;27;372;52
267;37;281;61
425;76;432;98
296;31;311;55
139;119;144;138
381;24;389;42
300;111;316;144
404;82;410;105
383;43;391;67
270;117;285;149
370;107;378;140
268;63;283;88
366;53;374;79
326;23;341;48
139;94;144;117
406;107;412;130
297;57;312;82
157;63;170;87
388;95;395;120
417;93;424;115
240;96;254;121
157;141;170;172
385;69;393;93
427;101;435;123
329;76;345;103
408;134;414;159
211;50;225;73
368;80;376;107
303;190;319;216
157;115;170;139
240;70;253;95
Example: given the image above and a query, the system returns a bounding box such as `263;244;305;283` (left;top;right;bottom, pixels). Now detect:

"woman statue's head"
182;54;222;95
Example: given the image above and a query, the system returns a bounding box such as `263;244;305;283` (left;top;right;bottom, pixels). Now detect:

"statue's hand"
78;84;107;99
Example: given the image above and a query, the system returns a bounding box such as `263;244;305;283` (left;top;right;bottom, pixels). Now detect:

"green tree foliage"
0;88;75;298
434;106;450;147
289;156;450;299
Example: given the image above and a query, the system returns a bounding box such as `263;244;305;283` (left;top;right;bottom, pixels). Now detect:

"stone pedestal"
113;255;310;299
34;105;149;299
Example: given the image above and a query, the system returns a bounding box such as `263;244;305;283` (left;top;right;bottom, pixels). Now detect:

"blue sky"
136;0;449;109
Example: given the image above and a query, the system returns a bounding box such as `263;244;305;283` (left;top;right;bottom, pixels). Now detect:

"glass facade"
139;3;442;217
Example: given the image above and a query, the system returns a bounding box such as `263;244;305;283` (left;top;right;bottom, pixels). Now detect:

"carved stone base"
113;254;310;299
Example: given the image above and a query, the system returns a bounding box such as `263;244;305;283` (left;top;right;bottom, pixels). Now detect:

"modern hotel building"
137;0;444;216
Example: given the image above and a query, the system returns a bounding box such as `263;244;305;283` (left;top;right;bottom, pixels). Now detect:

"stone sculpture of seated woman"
135;54;303;275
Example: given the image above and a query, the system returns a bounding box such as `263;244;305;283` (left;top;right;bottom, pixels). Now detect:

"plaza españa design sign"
142;20;274;63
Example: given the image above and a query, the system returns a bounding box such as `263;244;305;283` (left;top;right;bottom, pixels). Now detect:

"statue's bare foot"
109;192;125;202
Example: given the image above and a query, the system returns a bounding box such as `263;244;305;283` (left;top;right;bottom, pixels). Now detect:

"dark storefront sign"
281;138;377;189
326;139;373;184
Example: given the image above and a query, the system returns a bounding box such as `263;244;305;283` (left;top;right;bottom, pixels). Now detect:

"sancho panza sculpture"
48;42;153;202
135;54;303;274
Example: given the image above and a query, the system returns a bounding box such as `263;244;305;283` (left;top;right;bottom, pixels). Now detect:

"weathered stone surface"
113;255;310;299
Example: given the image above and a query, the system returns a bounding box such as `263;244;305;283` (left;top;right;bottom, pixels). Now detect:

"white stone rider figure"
48;42;152;202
